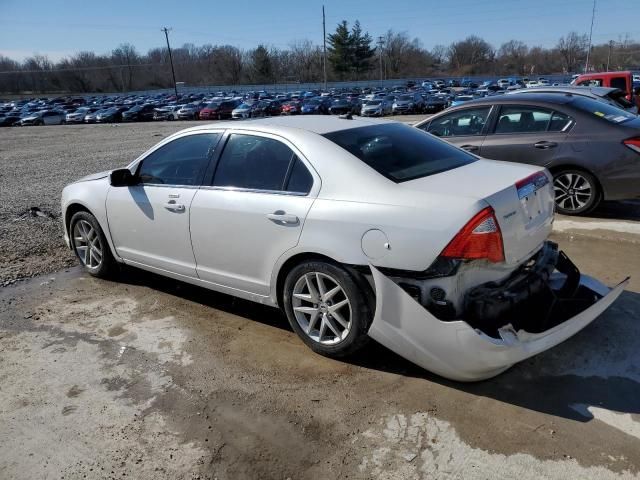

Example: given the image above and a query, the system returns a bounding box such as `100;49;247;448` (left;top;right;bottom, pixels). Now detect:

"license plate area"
517;172;551;223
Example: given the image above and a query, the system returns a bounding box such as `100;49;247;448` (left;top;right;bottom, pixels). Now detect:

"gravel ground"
0;115;428;285
0;121;199;284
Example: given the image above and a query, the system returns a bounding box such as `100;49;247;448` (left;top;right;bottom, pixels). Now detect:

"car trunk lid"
404;159;554;265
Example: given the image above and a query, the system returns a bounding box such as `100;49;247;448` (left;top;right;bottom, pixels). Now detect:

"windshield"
323;123;476;183
305;99;320;105
398;95;413;101
365;100;382;105
571;96;636;124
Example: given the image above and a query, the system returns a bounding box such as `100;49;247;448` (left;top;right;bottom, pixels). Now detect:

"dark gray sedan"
415;93;640;215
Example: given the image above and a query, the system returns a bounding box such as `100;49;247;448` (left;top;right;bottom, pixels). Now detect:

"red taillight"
441;207;505;263
623;137;640;154
515;171;547;190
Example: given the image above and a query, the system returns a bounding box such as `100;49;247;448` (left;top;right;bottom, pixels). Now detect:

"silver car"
66;107;97;124
17;110;64;126
360;99;391;117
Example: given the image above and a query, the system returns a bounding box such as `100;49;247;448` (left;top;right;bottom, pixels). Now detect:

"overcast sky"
1;0;639;61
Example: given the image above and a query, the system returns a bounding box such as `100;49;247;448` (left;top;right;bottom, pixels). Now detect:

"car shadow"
114;265;290;332
584;200;640;221
113;266;640;422
127;186;154;220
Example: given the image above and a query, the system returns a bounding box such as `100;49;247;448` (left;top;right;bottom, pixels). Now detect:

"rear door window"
213;134;298;192
494;106;552;133
284;158;313;194
548;112;574;132
422;107;491;137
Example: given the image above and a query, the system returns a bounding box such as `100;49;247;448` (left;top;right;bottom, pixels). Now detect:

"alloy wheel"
291;272;352;345
72;219;103;269
553;172;593;212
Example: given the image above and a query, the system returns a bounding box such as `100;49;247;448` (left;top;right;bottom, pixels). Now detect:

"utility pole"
377;36;384;86
162;27;179;98
606;40;613;71
585;0;596;73
322;6;327;90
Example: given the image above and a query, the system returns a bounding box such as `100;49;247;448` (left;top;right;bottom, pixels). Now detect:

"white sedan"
61;116;626;381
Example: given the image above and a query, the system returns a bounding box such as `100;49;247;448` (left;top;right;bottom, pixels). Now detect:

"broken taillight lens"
440;207;505;263
623;137;640;154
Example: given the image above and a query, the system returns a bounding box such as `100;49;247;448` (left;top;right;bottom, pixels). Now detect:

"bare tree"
497;40;528;75
448;36;494;74
556;32;588;73
1;28;639;94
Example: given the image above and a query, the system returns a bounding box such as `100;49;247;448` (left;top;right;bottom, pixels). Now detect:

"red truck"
572;71;635;103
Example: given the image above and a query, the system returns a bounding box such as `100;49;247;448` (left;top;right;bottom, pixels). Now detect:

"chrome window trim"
198;185;309;197
135;183;200;190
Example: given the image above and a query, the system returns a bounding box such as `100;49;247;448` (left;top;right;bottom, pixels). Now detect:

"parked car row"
6;72;637;128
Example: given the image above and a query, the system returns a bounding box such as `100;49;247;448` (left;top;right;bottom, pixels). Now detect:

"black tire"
552;169;600;216
283;260;372;358
69;211;117;278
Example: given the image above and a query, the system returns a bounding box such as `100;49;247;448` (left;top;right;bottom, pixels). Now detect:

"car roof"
448;92;575;107
180;114;395;135
506;85;618;96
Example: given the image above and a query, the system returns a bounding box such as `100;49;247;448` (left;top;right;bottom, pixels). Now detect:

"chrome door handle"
164;202;185;212
267;212;299;225
460;144;479;152
534;141;557;149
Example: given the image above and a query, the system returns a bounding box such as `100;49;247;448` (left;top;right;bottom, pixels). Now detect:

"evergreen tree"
351;21;375;78
251;45;273;83
327;21;353;80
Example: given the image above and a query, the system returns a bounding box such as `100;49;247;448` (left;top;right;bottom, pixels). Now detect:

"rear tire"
70;211;117;278
552;169;600;215
283;261;372;358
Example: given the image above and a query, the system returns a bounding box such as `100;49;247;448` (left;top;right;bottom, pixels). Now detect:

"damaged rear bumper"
367;262;628;382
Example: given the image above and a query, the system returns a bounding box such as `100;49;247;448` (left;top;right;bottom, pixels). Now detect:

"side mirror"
110;168;137;187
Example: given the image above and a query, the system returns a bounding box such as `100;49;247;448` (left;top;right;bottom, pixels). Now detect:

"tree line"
1;20;639;94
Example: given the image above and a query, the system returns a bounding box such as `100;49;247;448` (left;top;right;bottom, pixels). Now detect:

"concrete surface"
1;231;639;480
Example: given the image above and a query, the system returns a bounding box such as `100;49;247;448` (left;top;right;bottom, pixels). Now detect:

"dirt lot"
1;121;640;479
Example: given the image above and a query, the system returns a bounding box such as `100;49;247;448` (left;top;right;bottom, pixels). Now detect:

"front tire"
70;211;117;278
553;169;600;215
283;261;371;358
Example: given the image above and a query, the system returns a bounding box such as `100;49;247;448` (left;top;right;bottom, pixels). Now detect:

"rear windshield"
323;123;476;183
571;96;636;124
